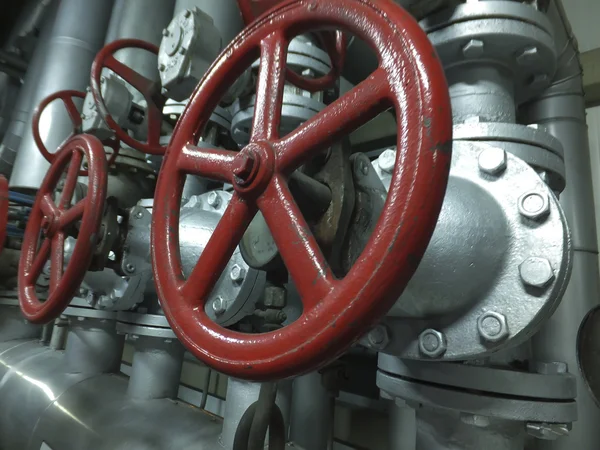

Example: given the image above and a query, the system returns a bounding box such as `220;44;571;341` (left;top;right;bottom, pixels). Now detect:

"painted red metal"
32;89;120;176
19;134;108;324
90;39;166;155
0;176;8;254
236;0;346;92
151;0;452;380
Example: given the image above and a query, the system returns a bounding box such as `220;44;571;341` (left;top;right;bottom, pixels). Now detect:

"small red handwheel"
19;134;108;324
237;0;346;92
32;89;120;176
0;176;8;254
151;0;452;380
90;39;166;155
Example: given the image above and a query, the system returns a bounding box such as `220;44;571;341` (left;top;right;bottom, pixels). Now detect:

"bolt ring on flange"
32;90;121;176
19;134;108;324
90;39;166;155
151;0;452;380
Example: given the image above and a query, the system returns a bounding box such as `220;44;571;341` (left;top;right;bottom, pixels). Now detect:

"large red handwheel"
237;0;346;92
151;0;452;380
0;176;8;254
19;134;108;324
90;39;166;155
32;89;120;176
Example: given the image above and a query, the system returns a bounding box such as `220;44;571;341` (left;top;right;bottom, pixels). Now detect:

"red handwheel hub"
19;134;108;324
151;0;452;380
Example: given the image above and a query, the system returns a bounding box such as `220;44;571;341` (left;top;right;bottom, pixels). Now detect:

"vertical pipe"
289;372;334;450
126;336;185;400
0;1;57;177
390;400;416;450
64;319;124;374
520;2;600;449
9;0;114;192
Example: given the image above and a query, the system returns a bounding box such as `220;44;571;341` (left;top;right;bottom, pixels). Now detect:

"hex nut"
526;422;570;440
516;46;540;66
378;149;396;174
477;311;509;343
212;296;226;316
368;325;390;350
418;329;447;358
518;191;550;221
263;286;287;308
230;264;246;283
207;191;221;208
478;147;507;175
462;39;484;58
519;257;555;288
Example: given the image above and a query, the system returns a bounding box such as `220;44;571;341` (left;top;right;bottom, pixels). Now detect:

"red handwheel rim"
19;134;108;324
151;0;452;380
90;38;166;155
32;89;120;176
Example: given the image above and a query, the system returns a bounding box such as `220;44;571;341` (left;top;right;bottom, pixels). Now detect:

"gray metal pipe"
64;319;124;374
9;0;114;192
0;1;57;177
519;1;600;449
126;336;185;400
290;372;334;450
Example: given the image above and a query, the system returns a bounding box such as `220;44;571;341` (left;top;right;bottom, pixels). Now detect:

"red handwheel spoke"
62;96;82;129
146;103;164;147
59;150;83;209
49;233;65;292
27;238;51;283
59;200;85;229
104;55;155;96
40;194;60;219
257;175;335;308
276;68;392;174
180;193;257;303
251;31;288;142
177;145;236;182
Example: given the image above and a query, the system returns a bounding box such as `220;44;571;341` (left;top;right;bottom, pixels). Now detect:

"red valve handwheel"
151;0;452;380
90;39;166;155
237;0;346;92
32;90;120;176
0;176;8;254
19;134;108;324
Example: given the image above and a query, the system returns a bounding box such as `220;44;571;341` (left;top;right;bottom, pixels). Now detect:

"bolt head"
518;191;550;220
418;329;447;358
519;257;555;288
378;149;396;173
212;296;226;316
462;39;484;58
159;64;166;72
230;264;246;283
125;263;136;274
368;325;390;350
478;147;507;175
183;9;191;18
232;153;256;184
526;422;570;441
533;361;568;375
135;210;143;219
477;311;509;343
207;191;221;208
162;28;169;37
516;46;540;66
263;286;287;308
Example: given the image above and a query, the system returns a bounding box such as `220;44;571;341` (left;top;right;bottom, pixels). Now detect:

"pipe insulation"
9;0;114;192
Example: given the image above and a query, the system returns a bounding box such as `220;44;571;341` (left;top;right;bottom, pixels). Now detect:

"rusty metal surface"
236;0;346;92
32;89;120;176
90;39;166;155
19;134;108;324
151;0;452;380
